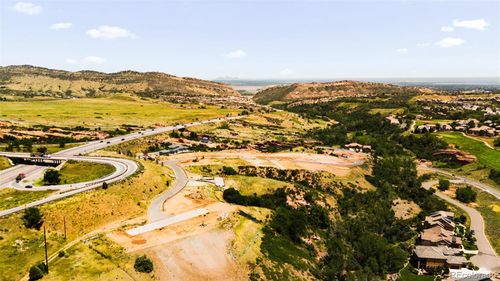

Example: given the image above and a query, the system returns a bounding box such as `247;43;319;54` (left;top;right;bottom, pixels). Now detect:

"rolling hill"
252;80;429;105
0;65;241;102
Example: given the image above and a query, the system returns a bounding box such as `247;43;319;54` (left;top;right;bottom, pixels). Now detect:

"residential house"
413;246;467;270
424;211;455;231
420;225;462;248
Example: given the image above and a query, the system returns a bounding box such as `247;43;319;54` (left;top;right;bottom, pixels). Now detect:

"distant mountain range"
0;65;240;101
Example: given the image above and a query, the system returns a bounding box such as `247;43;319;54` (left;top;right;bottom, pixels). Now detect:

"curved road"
419;164;500;200
0;116;242;218
148;160;189;223
433;190;500;272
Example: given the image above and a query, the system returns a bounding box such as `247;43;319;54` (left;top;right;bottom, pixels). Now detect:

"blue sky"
1;0;499;79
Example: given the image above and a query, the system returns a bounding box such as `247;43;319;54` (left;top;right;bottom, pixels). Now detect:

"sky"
0;0;499;80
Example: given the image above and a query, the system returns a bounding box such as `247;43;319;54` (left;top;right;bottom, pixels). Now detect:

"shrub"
43;169;61;185
222;166;237;175
134;255;154;273
438;179;450;191
29;266;44;281
456;186;477;203
22;207;43;230
489;169;500;185
29;262;47;281
58;250;66;257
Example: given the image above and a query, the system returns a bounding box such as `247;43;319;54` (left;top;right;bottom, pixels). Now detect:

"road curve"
148;160;189;223
419;165;500;200
0;116;242;218
433;191;500;272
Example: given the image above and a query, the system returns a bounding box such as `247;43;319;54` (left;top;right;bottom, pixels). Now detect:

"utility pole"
44;226;49;273
63;216;67;240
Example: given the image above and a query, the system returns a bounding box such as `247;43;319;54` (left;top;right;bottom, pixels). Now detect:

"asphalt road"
434;191;500;272
148;160;189;223
0;116;241;218
419;165;500;200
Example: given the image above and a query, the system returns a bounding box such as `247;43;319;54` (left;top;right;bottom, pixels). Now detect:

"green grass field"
0;188;53;210
58;160;116;184
0;157;11;171
437;132;500;169
0;95;240;129
226;175;292;196
35;160;116;186
436;132;500;189
368;108;404;116
475;190;500;254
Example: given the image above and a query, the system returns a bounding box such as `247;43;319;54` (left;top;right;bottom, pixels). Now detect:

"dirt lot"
108;179;243;280
168;149;365;177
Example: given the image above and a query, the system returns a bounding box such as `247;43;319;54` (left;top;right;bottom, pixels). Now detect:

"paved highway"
0;116;242;218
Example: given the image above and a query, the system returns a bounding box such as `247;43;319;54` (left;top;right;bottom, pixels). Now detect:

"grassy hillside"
253;80;426;105
436;132;500;189
0;95;240;129
0;65;240;100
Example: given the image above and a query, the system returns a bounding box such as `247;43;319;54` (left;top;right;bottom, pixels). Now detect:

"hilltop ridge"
253;80;431;105
0;65;241;103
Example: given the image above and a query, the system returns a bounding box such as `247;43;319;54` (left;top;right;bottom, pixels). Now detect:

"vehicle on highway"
107;141;111;144
25;185;32;189
121;138;125;141
15;173;26;182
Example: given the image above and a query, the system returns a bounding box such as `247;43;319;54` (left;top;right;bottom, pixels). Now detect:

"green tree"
22;207;43;229
134;255;154;273
36;146;48;155
494;137;500;147
28;265;44;281
438;179;450;191
456;186;477;203
43;169;61;185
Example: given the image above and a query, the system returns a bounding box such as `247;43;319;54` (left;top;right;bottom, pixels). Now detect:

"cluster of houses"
413;211;469;270
415;119;499;137
417;97;500;116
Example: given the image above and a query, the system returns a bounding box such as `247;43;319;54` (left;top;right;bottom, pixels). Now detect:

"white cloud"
86;25;136;40
225;49;246;59
416;42;431;47
12;2;42;15
441;26;454;32
435;37;466;48
65;58;78;65
50;22;73;30
279;68;295;75
453;19;489;31
83;56;105;64
396;48;409;54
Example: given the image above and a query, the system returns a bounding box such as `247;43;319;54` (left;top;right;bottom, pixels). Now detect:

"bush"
438;179;450;191
43;169;61;185
489;169;500;185
29;262;47;281
134;255;154;273
58;250;66;257
456;186;477;203
29;266;44;281
22;207;43;229
222;166;237;175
